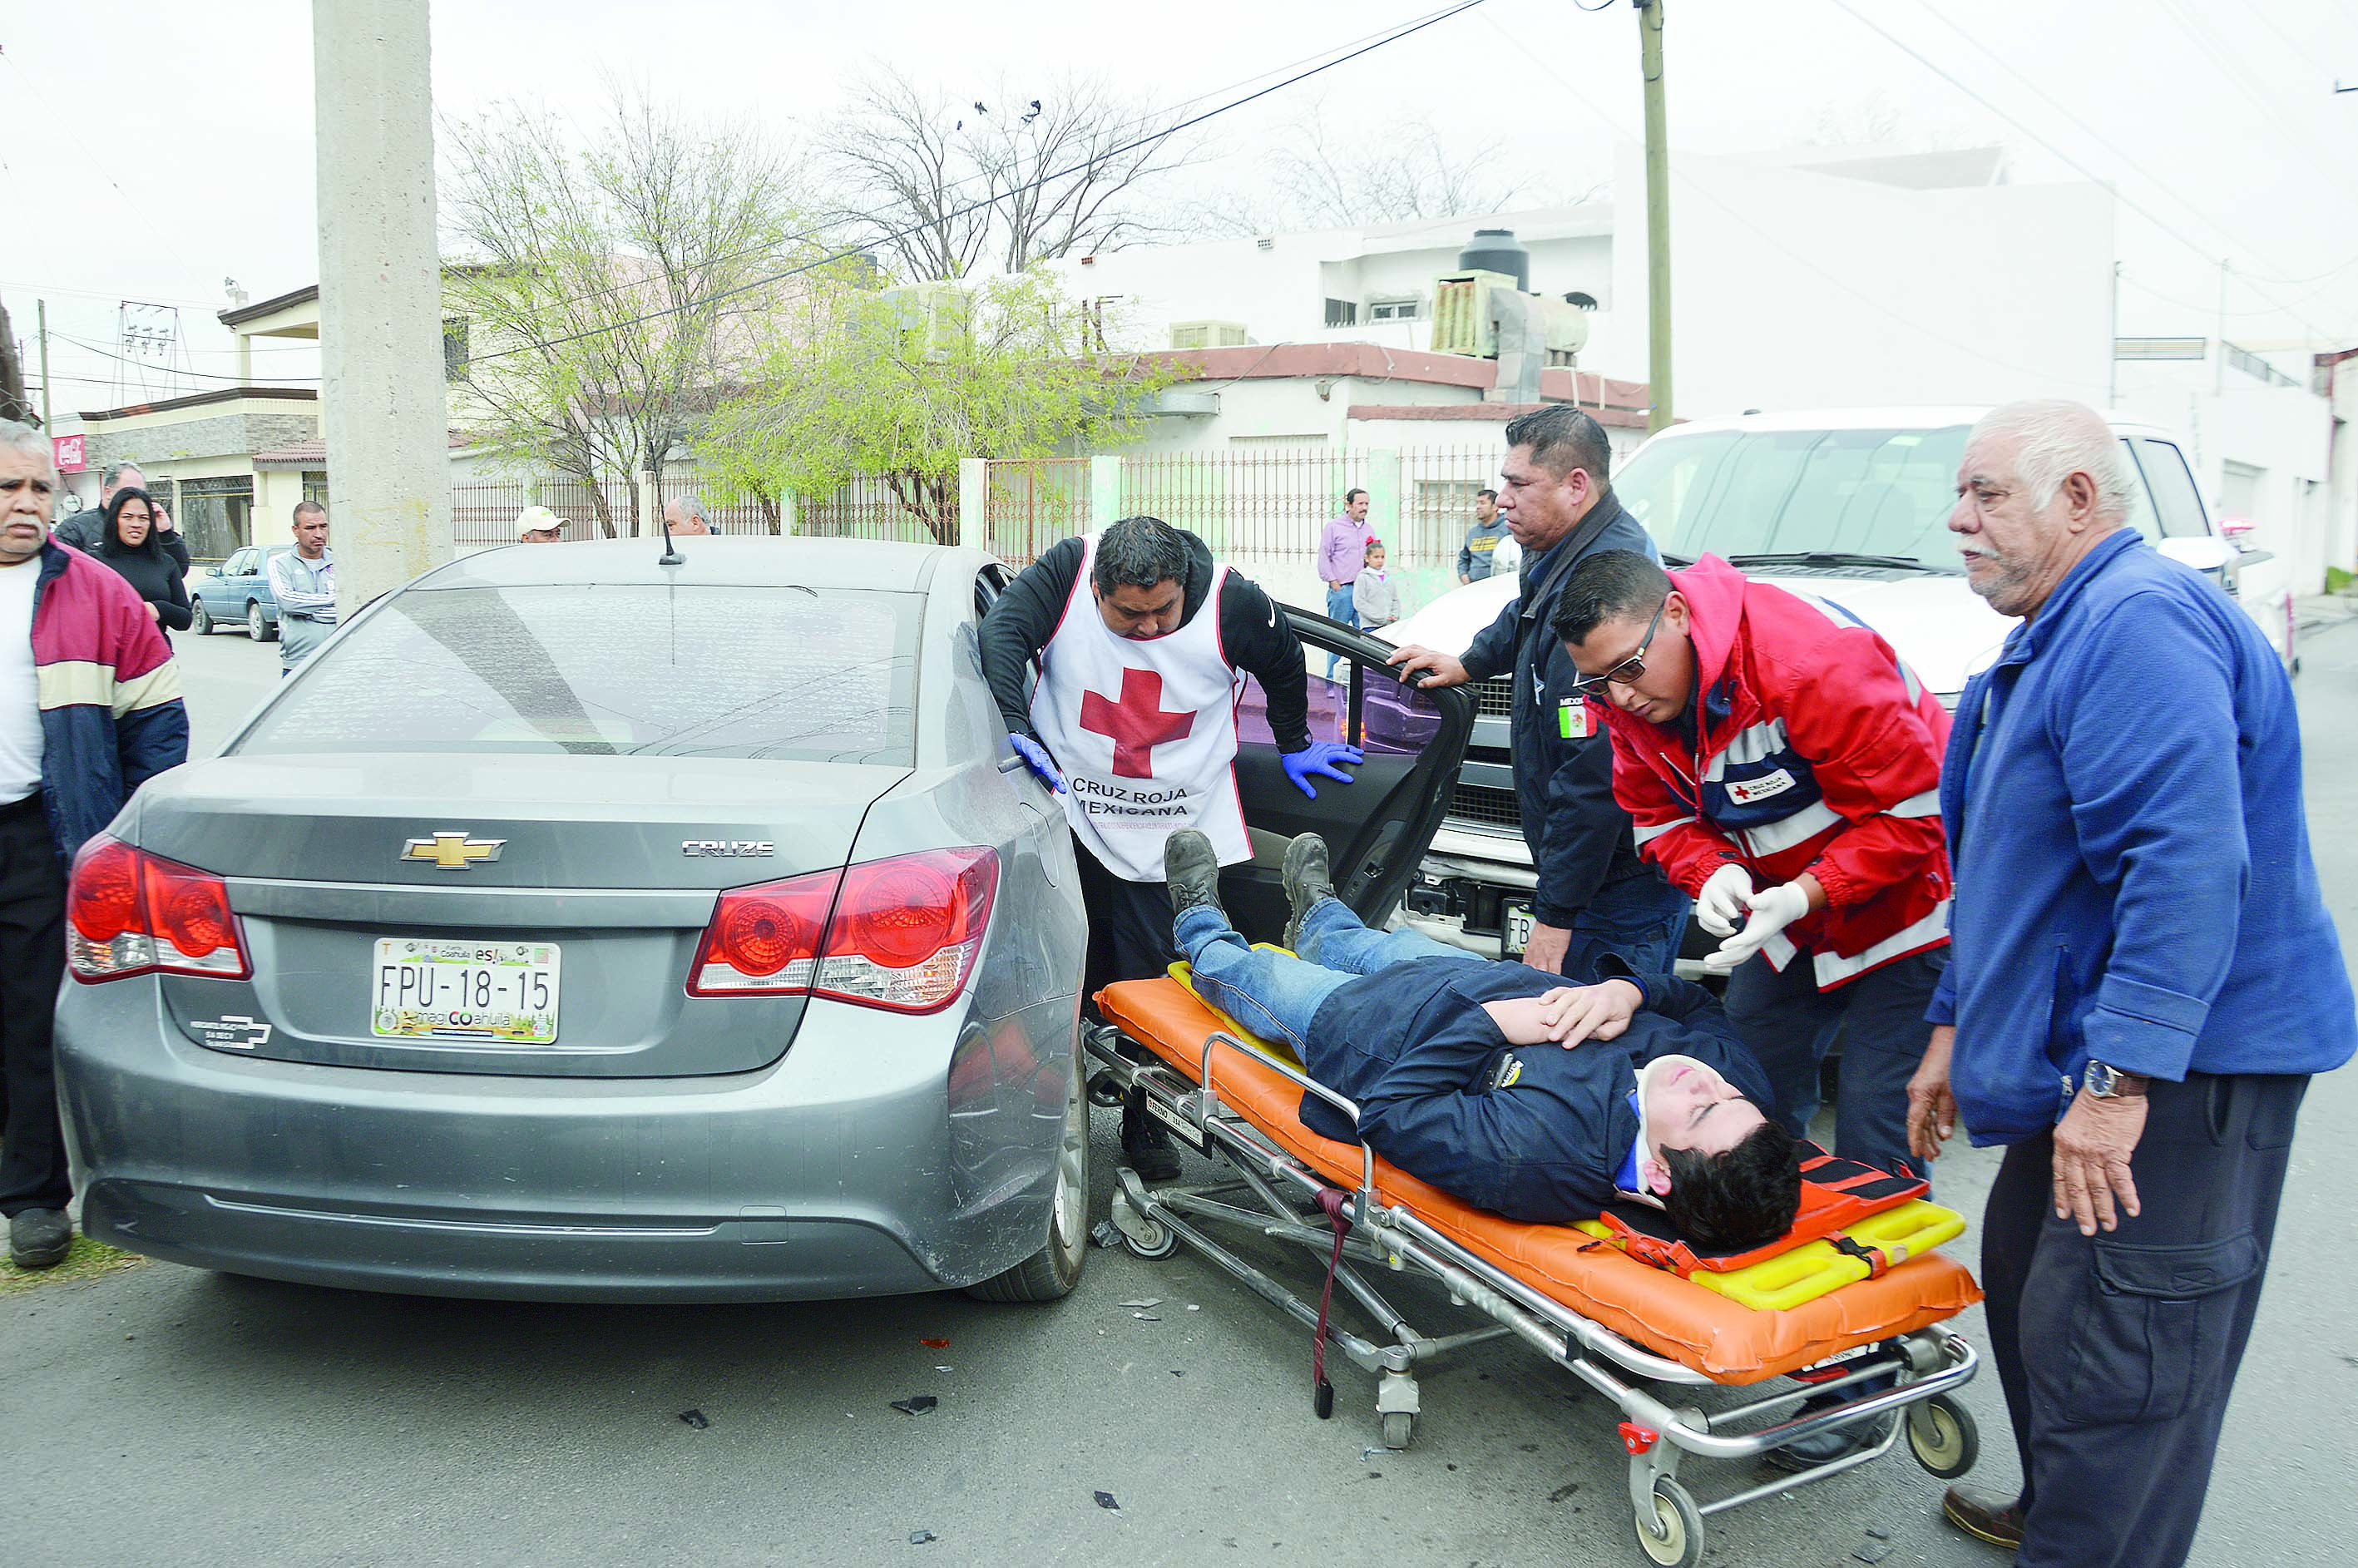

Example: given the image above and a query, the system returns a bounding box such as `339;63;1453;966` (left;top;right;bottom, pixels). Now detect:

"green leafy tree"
698;272;1184;547
439;91;818;536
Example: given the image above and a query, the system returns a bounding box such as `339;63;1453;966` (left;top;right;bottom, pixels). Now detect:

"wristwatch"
2081;1061;2148;1100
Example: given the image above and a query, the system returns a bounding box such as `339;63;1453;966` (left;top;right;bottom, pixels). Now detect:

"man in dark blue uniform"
1388;405;1688;981
1163;829;1802;1249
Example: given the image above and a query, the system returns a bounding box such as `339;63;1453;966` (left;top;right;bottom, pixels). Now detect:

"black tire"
965;1050;1089;1303
1634;1476;1703;1568
190;601;214;636
248;601;278;643
1906;1392;1978;1480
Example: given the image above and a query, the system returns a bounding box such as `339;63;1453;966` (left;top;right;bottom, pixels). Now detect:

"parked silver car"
56;537;1471;1304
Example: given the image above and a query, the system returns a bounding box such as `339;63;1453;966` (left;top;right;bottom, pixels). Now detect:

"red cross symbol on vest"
1079;668;1197;779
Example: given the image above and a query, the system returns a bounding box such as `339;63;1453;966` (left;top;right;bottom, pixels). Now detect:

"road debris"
1093;1491;1120;1511
909;1530;937;1546
1118;1298;1162;1309
890;1395;940;1416
677;1409;710;1430
919;1337;950;1348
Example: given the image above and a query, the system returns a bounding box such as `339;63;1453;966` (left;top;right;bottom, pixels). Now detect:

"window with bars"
1322;298;1358;328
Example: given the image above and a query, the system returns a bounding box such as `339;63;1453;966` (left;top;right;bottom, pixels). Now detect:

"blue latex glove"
1280;741;1364;799
1010;735;1065;793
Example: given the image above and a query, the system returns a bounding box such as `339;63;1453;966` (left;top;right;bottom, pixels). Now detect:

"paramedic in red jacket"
1553;549;1951;1187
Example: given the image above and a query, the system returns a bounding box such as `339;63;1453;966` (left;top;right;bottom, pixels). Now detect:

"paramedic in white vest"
981;516;1362;1176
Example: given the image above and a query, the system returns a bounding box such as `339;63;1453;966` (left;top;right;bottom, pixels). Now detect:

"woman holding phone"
91;486;194;631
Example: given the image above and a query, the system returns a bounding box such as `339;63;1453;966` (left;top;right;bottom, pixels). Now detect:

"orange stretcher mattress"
1098;977;1983;1383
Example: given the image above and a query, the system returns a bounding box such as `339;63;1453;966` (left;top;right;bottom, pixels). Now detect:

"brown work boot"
1941;1484;2026;1551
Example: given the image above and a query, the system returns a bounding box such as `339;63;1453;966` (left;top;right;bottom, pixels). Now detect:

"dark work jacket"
1457;490;1670;925
979;531;1312;754
1299;958;1772;1224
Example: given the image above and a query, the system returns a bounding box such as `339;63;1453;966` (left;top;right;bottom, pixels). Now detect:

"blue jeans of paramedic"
1722;944;1945;1183
1323;584;1357;681
1555;872;1691;985
1174;896;1478;1059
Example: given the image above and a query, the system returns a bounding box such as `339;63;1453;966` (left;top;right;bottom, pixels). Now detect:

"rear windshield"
1617;425;1971;566
236;584;922;763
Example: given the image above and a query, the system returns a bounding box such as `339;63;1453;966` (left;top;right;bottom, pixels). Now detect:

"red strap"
1312;1187;1352;1417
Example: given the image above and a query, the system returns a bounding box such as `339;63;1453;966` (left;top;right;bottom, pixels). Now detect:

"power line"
469;0;1492;365
1473;9;2113;396
1907;0;2341;292
2150;0;2358;207
1823;0;2346;343
53;333;320;386
492;0;1505;327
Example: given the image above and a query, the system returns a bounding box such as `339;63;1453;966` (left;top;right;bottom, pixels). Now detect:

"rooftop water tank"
1456;229;1530;292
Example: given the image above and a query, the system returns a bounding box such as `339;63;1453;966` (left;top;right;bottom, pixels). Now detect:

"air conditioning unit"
1429;269;1517;357
1170;319;1250;350
882;283;971;362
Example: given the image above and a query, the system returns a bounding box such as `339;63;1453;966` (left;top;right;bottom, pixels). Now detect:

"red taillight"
687;848;998;1013
688;868;838;995
67;833;250;982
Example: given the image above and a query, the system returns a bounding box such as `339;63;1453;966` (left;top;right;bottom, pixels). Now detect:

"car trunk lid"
132;753;906;1077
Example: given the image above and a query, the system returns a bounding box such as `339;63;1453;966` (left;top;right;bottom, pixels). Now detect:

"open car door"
1224;607;1475;947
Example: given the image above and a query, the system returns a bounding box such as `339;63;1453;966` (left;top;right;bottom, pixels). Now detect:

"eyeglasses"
1570;596;1668;698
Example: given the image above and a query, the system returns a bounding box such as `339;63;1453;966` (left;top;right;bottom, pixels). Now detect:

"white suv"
1384;406;2296;959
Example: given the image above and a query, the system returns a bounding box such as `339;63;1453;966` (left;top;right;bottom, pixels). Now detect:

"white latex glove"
1704;880;1812;971
1695;863;1754;937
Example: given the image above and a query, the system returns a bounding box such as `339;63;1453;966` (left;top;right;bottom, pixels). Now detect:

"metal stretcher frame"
1085;1020;1982;1568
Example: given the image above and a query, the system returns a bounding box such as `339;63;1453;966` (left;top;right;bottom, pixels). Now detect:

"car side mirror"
207;566;223;576
2157;536;2236;575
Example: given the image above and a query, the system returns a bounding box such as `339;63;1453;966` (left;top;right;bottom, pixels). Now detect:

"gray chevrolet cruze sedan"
53;536;1470;1303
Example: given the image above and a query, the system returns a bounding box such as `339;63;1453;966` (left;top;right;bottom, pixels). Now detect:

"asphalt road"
6;623;2355;1567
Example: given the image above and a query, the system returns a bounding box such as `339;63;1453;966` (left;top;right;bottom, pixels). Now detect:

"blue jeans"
1174;897;1479;1058
1324;583;1357;680
1554;873;1691;983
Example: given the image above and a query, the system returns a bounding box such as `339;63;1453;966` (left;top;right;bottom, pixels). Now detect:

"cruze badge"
402;831;507;870
683;839;775;858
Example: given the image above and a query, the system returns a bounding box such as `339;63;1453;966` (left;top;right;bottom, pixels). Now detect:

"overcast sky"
6;0;2355;415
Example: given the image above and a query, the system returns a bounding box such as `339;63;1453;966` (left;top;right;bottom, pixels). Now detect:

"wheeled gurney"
1085;976;1985;1568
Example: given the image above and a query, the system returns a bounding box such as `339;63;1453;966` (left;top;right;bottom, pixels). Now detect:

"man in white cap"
516;506;567;544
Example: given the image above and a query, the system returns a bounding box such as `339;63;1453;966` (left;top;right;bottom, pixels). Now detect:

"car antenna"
658;516;685;567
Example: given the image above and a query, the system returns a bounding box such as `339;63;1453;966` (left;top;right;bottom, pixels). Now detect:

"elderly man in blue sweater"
1908;400;2354;1568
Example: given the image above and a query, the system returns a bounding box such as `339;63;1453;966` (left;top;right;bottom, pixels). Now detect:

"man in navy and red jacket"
0;423;188;1269
1553;549;1950;1185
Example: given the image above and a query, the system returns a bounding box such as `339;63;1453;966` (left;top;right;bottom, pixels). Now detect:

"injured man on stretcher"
1162;829;1804;1253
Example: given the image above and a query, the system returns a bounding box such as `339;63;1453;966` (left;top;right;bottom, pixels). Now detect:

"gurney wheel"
1382;1411;1414;1451
1122;1219;1178;1261
1634;1476;1702;1568
1905;1392;1977;1480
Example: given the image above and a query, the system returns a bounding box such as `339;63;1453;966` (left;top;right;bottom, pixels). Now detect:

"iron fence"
1118;447;1365;566
983;458;1089;566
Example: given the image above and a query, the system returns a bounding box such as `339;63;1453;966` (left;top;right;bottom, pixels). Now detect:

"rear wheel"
1906;1392;1978;1479
190;601;214;636
247;601;278;642
966;1047;1089;1303
1634;1476;1703;1567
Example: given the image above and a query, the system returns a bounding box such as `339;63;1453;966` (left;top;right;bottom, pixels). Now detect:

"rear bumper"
56;981;1078;1303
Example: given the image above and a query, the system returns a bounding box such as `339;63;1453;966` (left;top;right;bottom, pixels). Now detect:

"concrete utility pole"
312;0;450;607
1637;0;1673;433
37;300;51;430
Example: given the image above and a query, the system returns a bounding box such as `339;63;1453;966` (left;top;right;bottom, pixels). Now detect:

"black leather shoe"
8;1208;72;1270
1763;1376;1896;1473
1120;1096;1184;1182
1941;1484;2026;1551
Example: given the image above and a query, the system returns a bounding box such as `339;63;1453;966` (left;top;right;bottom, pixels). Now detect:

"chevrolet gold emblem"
402;831;507;870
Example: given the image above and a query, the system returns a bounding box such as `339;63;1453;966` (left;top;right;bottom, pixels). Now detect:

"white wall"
1599;141;2116;418
1052;209;1615;354
2115;354;2339;592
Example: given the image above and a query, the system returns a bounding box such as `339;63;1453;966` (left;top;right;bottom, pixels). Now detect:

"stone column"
313;0;449;613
